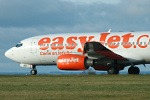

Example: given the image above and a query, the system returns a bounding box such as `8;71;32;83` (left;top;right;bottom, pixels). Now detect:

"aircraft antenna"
108;29;111;33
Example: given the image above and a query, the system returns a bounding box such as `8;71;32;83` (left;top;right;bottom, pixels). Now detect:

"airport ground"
0;75;150;100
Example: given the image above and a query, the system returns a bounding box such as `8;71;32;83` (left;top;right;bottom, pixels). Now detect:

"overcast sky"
1;0;150;74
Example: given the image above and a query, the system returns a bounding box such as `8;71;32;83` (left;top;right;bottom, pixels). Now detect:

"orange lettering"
38;37;51;50
122;33;134;48
66;37;77;49
137;35;149;48
51;37;64;50
99;33;110;45
107;36;120;49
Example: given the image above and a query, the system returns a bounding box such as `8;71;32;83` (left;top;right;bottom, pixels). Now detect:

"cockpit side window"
16;42;23;47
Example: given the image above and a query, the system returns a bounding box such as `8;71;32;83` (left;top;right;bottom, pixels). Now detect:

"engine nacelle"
57;54;90;70
20;64;33;69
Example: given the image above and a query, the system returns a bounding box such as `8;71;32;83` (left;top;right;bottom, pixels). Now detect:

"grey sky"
0;0;150;73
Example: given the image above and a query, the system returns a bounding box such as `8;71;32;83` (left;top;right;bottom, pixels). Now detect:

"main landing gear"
107;65;140;75
30;65;37;75
107;66;119;74
128;66;140;74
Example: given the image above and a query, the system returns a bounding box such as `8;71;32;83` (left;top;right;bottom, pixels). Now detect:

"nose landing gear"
30;65;37;75
128;66;140;74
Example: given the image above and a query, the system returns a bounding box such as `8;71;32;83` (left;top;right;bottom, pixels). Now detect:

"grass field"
0;75;150;100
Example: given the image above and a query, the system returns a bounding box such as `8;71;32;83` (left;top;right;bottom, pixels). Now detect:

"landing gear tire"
128;66;140;74
107;66;119;74
30;70;37;75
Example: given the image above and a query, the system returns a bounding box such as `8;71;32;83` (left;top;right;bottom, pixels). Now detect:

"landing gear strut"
107;66;119;74
128;66;140;74
30;65;37;75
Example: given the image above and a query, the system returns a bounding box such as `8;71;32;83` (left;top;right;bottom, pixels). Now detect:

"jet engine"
57;54;93;70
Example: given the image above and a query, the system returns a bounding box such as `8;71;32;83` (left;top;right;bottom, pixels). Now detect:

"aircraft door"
31;38;38;53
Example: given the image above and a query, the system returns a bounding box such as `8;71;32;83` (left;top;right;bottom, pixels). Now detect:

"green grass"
0;75;150;100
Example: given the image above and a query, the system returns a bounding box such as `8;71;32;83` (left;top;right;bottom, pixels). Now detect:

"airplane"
5;31;150;75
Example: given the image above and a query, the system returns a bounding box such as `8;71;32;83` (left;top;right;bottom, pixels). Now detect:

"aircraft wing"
84;42;126;60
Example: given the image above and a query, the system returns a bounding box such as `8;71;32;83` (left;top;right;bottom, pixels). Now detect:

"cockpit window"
16;42;23;47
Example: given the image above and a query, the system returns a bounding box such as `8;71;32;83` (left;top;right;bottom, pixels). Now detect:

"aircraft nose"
5;49;12;59
5;47;22;63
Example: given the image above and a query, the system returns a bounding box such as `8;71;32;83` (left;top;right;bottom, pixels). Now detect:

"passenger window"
121;42;123;45
68;43;70;47
129;42;131;45
117;42;120;45
109;43;112;46
132;42;135;45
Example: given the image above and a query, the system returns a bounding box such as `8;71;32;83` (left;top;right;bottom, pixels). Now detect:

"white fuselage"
5;32;150;66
